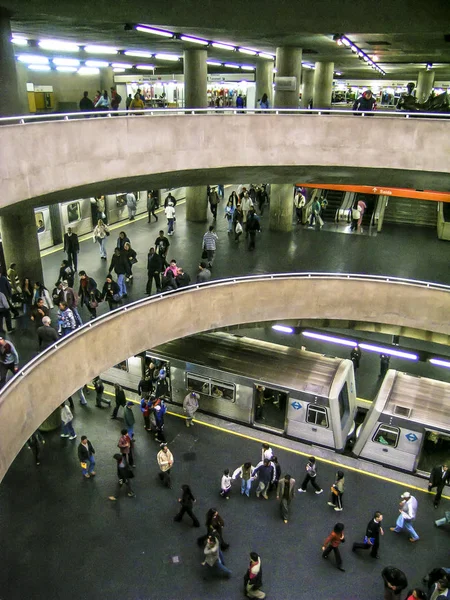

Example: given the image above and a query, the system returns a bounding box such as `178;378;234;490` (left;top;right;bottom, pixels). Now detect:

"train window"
372;424;399;448
210;380;235;402
306;405;329;428
67;202;81;223
35;211;45;233
187;373;210;396
338;382;350;423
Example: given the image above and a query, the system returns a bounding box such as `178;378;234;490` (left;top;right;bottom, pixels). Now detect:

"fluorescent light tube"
212;42;235;51
241;65;255;70
430;358;450;368
111;63;132;69
154;54;180;61
84;45;117;55
136;25;173;38
113;68;125;73
358;343;418;360
224;63;240;69
85;60;109;68
206;60;222;66
272;325;294;334
135;64;155;70
124;50;153;58
39;39;79;52
258;53;275;60
302;331;357;347
78;67;100;75
180;35;208;46
11;36;28;46
18;54;49;64
239;48;257;55
28;64;51;71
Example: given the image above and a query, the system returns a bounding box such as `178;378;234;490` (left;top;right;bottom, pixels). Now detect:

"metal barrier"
1;107;450;126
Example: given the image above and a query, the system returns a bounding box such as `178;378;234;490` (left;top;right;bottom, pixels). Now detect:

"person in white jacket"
60;402;76;440
240;193;254;223
164;202;176;236
389;491;419;542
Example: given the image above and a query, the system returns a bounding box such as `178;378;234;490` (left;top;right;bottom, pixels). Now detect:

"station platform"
0;388;448;600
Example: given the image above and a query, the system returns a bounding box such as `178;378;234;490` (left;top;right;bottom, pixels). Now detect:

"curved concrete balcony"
0;111;449;210
0;273;449;482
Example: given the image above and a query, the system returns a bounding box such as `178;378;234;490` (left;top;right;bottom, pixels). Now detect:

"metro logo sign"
297;183;450;203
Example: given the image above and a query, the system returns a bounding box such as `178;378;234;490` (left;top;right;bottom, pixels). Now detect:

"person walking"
27;430;45;466
78;435;95;478
277;474;296;523
109;248;129;299
0;290;14;335
101;274;121;310
147;192;158;223
382;566;408;600
63;227;79;270
58;280;82;326
201;536;232;578
428;463;450;508
79;91;94;111
174;484;200;526
140;395;152;431
60;402;76;440
224;200;234;233
209;188;220;220
389;491;420;542
118;428;135;468
379;353;391;377
154;231;170;262
350;346;362;372
93;219;110;260
157;442;173;488
220;468;232;499
298;456;323;494
124;401;135;438
322;522;346;572
328;470;345;511
57;301;77;337
93;376;111;409
152;397;167;443
0;337;19;388
246;208;261;250
233;462;255;497
165;202;176;236
253;458;275;500
109;454;135;500
37;316;58;350
244;552;265;599
294;190;306;224
240;193;253;224
352;511;384;559
146;247;163;295
183;391;199;427
126;192;137;221
202;225;218;268
78;271;100;319
233;205;244;242
200;508;229;550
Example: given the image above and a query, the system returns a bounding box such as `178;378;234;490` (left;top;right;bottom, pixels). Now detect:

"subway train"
100;332;450;475
35;187;187;251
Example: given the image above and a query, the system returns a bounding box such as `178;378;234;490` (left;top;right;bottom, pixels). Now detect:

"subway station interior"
0;1;450;599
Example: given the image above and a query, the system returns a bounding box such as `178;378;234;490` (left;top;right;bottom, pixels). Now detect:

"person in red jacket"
322;522;346;571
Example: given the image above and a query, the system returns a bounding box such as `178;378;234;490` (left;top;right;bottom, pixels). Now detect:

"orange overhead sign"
296;183;450;203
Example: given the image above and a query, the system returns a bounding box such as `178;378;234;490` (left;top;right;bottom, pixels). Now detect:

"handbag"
89;297;98;309
112;293;121;302
80;462;88;469
235;222;243;235
105;230;110;237
352;208;361;219
129;257;138;265
201;248;208;259
331;485;339;496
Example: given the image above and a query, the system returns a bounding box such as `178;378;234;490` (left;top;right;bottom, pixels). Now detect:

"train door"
253;385;287;431
416;430;450;474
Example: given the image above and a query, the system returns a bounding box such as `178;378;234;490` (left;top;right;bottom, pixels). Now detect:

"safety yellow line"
89;386;445;498
40;199;186;257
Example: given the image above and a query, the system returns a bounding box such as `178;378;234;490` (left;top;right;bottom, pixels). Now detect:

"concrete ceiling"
4;0;450;81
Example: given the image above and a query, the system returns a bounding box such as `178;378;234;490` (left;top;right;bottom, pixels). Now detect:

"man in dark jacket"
111;383;127;419
63;227;80;270
352;511;384;558
30;298;50;328
382;566;408;599
78;271;99;319
253;459;275;500
154;231;170;261
109;248;128;298
79;91;94;111
77;435;96;478
176;267;191;288
428;463;450;508
246;208;261;250
147;192;158;223
93;376;111;409
146;247;163;295
37;316;58;350
353;89;376;113
101;274;121;310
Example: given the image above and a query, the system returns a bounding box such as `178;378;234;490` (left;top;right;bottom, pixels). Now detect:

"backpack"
115;94;122;104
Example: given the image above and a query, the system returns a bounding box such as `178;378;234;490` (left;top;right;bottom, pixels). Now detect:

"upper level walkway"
1;109;449;210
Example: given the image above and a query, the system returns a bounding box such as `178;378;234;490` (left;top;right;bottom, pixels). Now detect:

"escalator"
383;197;437;227
355;194;376;228
322;189;345;222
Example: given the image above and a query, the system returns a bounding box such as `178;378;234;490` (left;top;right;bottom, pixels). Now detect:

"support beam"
269;184;294;231
274;47;302;108
0;9;21;116
186;186;208;222
313;62;334;109
416;70;435;103
300;69;314;108
184;48;207;108
255;59;274;108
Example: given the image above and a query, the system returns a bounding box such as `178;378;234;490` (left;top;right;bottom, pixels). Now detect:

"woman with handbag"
93;219;110;260
328;470;345;511
109;454;135;500
123;241;137;282
101;274;122;310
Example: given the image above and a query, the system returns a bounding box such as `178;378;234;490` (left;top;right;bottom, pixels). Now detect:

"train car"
101;332;357;452
353;370;450;473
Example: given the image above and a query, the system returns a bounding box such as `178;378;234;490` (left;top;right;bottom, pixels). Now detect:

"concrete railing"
0;110;449;209
1;273;450;482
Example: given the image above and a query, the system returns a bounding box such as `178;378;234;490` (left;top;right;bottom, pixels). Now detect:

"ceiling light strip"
335;35;386;76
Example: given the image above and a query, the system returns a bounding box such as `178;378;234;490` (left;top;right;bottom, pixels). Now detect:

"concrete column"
269;184;294;231
274;47;302;108
0;9;22;117
300;69;314;108
0;208;44;285
186;186;208;222
255;59;274;107
416;70;435;103
183;48;207;108
313;62;334;109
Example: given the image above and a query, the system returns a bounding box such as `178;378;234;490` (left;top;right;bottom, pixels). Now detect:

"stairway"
322;190;345;222
383;197;437;227
355;194;376;228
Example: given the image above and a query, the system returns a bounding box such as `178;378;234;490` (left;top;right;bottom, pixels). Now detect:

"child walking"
220;468;232;499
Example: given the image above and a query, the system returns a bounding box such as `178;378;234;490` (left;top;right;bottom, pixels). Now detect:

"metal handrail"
1;107;449;125
4;272;450;395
